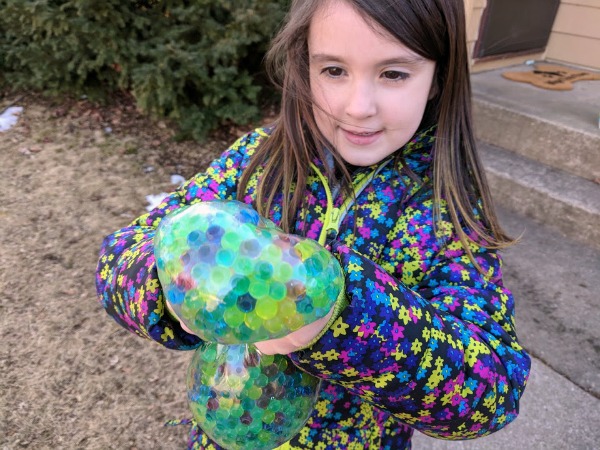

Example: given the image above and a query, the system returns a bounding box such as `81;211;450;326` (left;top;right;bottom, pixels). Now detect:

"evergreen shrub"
0;0;289;139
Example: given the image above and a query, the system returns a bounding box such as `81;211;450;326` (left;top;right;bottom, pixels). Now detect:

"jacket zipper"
310;160;392;247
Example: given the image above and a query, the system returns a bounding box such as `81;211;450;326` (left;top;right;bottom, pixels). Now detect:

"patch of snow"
0;106;24;132
170;174;186;187
145;175;186;211
145;193;169;211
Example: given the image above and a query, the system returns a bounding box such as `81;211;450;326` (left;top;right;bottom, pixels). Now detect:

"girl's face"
308;0;437;167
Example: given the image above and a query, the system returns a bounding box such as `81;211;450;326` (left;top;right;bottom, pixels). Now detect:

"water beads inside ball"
187;343;321;450
154;200;344;344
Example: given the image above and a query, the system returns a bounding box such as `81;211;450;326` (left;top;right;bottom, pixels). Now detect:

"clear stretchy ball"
154;200;344;344
187;343;321;450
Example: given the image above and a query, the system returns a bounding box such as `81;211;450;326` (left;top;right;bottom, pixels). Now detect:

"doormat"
502;64;600;90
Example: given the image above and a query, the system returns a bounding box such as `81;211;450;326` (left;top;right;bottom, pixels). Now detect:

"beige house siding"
465;0;600;71
546;1;600;69
465;0;487;57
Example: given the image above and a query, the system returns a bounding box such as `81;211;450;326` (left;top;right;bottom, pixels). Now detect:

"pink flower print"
358;321;376;338
451;393;463;406
474;360;491;380
374;267;395;285
391;322;405;340
339;350;351;363
358;226;371;239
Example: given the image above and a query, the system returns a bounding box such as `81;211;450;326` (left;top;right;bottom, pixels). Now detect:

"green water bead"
164;259;184;276
261;410;275;425
244;311;263;331
263;318;285;335
221;231;243;250
216;408;230;421
255;298;278;320
261;243;282;261
223;307;245;328
267;398;281;412
201;345;218;363
277;299;297;319
180;295;204;320
293;240;317;260
230;406;244;419
233;256;254;276
191;263;210;283
254;373;269;388
273;262;293;282
269;282;286;301
255;261;274;280
284;314;306;332
231;276;250;295
249;280;269;299
246;385;262;400
209;266;231;288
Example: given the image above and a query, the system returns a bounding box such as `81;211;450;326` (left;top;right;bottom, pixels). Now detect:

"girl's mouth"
341;128;382;145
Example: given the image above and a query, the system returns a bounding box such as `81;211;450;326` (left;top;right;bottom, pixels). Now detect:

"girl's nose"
344;80;377;119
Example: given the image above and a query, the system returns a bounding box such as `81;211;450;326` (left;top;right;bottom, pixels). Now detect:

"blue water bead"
235;207;260;225
187;230;205;248
197;243;217;263
206;224;225;242
166;287;185;305
237;293;257;313
240;239;261;258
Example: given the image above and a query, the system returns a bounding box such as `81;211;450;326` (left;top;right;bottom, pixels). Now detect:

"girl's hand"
253;307;334;355
165;300;198;336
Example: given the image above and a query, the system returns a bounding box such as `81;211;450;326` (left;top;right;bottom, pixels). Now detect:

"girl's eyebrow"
310;53;427;66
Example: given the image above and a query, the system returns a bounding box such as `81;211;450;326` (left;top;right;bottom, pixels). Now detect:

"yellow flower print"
146;278;160;293
161;327;174;342
373;372;395;388
342;367;359;377
323;349;339;361
411;339;422;354
331;317;350;337
398;305;410;325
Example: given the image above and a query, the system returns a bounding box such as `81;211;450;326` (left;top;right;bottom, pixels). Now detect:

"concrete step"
471;63;600;182
480;141;600;250
497;205;600;398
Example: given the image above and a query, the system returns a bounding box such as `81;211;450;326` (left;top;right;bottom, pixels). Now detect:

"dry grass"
0;93;245;449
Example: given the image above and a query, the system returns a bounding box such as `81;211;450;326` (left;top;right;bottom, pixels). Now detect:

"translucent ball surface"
187;343;321;450
154;200;344;344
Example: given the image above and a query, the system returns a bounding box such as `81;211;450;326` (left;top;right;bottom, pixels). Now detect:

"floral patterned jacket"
96;126;531;449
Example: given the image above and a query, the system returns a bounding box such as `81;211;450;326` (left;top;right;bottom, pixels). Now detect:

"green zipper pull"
327;207;341;233
324;207;341;246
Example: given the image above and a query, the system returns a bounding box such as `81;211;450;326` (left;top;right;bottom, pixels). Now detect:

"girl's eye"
322;67;344;77
382;70;409;81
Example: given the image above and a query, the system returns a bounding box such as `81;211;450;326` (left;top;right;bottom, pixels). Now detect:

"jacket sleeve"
95;129;267;349
289;226;531;439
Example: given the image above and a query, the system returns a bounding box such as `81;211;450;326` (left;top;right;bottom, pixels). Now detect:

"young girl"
96;0;531;448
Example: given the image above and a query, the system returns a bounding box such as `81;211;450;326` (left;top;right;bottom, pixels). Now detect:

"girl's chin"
337;151;387;167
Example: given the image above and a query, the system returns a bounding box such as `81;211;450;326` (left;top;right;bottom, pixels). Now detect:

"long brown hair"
238;0;515;259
